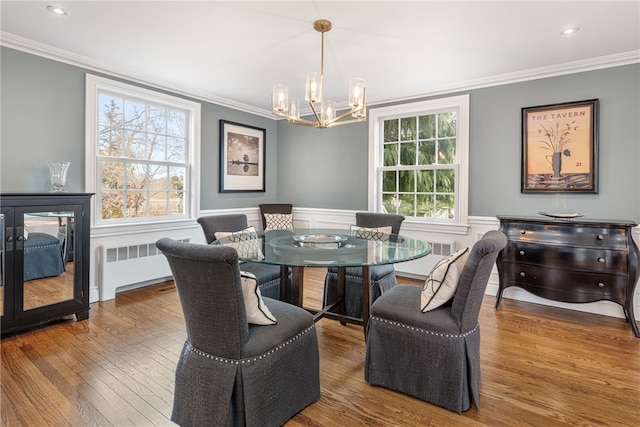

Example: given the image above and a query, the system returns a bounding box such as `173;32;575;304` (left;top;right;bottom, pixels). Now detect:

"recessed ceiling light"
47;5;69;16
561;26;579;36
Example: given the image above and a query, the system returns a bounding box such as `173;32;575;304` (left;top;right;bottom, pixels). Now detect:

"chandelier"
272;19;366;128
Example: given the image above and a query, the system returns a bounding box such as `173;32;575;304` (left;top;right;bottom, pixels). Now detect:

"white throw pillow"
240;271;277;325
214;226;257;242
350;225;393;241
214;227;264;260
264;213;294;231
421;248;469;312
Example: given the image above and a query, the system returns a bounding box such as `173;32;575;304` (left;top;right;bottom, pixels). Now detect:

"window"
86;75;200;226
368;95;469;229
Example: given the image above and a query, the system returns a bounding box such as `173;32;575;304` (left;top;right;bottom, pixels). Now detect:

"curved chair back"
355;212;405;235
259;203;293;230
156;238;248;358
197;214;249;244
451;230;507;330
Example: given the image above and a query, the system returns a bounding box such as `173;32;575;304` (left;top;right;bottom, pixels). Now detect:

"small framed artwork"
219;120;266;193
521;99;599;193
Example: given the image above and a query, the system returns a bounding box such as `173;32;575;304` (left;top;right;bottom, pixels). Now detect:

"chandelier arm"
324;117;367;127
326;109;361;126
308;101;322;124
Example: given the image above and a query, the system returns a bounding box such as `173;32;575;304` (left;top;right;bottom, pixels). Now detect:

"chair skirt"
323;264;397;318
171;298;320;427
364;285;481;413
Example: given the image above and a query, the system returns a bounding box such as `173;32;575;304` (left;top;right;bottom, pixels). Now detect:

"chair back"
156;238;249;358
450;230;507;330
197;214;249;244
356;212;405;235
259;204;293;229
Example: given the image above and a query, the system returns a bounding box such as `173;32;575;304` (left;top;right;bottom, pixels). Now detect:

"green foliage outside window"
381;111;457;219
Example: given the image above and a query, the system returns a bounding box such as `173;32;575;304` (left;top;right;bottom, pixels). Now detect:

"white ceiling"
2;1;639;116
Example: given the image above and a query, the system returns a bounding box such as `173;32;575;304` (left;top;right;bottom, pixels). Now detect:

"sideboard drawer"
502;242;628;275
501;221;628;249
502;262;627;304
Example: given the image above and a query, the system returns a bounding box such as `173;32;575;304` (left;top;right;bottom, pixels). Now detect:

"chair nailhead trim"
187;324;316;364
370;316;479;338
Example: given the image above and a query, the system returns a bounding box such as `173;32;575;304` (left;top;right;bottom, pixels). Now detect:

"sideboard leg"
623;305;640;338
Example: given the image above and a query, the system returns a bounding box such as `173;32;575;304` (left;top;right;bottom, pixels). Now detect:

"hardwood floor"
2;268;639;426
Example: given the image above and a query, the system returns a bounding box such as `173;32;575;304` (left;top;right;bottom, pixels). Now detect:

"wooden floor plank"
2;269;639;426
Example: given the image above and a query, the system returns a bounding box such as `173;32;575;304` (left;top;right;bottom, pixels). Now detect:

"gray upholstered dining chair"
156;238;320;427
364;230;508;413
323;212;405;319
259;203;294;231
197;214;283;300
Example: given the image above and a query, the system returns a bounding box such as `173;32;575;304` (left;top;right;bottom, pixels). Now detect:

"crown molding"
0;31;272;119
2;31;638;118
367;50;640;108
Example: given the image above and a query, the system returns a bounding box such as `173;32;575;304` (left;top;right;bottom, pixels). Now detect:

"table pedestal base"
282;265;371;339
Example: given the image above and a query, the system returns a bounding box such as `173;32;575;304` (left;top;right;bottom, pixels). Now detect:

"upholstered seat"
197;214;283;299
364;230;508;413
323;212;405;319
156;238;320;427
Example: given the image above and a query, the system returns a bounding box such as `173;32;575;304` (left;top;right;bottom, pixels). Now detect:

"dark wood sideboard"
495;215;640;337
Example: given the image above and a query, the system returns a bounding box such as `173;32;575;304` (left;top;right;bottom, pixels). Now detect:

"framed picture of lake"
219;120;266;193
521;99;599;193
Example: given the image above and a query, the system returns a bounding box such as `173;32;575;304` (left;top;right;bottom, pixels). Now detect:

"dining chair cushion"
421;247;469;312
264;213;294;231
240;271;277;325
350;225;392;241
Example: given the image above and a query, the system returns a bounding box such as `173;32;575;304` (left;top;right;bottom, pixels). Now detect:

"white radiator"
98;238;189;301
426;240;456;257
394;240;456;279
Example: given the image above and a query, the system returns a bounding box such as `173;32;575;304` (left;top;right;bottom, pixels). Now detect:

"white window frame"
368;95;469;234
85;74;201;229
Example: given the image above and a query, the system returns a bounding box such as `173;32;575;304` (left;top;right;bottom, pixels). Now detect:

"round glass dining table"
216;228;432;334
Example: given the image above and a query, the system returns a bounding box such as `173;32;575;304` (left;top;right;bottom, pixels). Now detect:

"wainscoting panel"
89;208;640;325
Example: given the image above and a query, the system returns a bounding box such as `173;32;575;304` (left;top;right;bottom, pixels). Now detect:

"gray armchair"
197;214;283;300
364;230;508;413
156;238;320;426
323;212;405;319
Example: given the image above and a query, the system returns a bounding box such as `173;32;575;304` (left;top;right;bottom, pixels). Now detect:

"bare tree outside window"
97;93;188;221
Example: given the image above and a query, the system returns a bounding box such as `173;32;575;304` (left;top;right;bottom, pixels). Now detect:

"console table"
495;215;640;337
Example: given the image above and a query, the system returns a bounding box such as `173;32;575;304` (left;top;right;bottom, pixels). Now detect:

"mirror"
22;210;75;311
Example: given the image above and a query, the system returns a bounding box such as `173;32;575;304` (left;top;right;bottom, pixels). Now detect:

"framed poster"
219;120;266;193
521;99;599;193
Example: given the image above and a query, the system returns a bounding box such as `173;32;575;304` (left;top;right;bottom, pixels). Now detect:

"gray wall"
2;47;639;221
277;64;640;222
0;47;280;209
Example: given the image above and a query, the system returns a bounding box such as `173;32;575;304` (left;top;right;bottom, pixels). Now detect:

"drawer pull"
598;282;605;288
519;250;525;256
520;229;526;235
598;257;605;263
519;272;526;277
597;234;604;240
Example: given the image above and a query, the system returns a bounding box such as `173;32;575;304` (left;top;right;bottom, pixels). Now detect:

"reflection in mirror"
22;211;75;311
1;213;4;316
